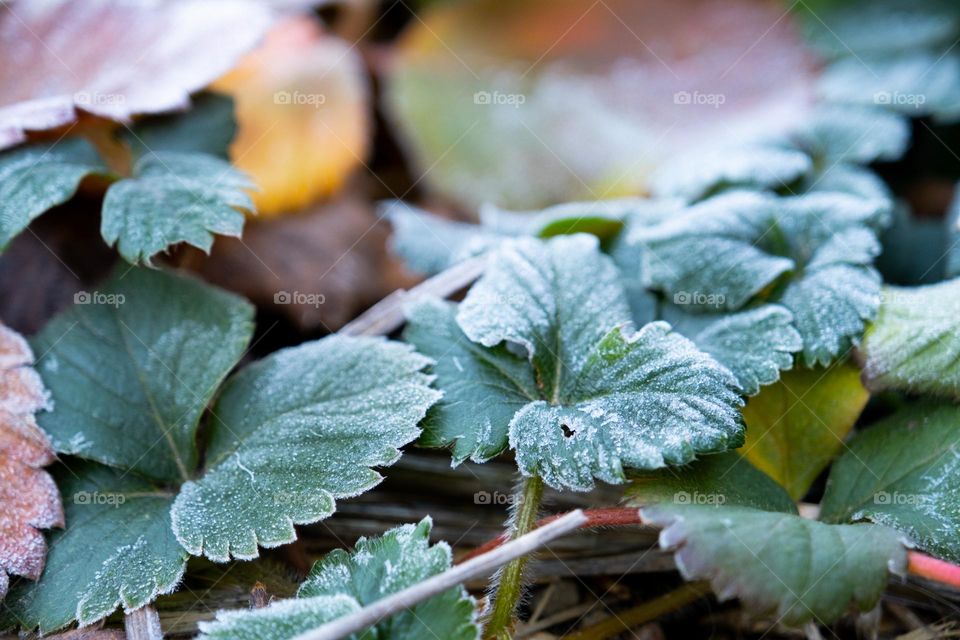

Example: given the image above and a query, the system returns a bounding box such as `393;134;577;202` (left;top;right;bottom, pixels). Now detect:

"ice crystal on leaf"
633;191;888;366
4;267;439;631
406;235;744;491
197;518;480;640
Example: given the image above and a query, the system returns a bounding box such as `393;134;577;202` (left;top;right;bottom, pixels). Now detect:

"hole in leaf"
560;423;575;438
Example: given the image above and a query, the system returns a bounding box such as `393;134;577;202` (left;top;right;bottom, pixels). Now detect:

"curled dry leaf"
0;322;62;597
213;16;371;216
0;0;272;150
386;0;817;209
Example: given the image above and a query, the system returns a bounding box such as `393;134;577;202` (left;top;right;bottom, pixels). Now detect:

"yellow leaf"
214;17;371;217
739;362;868;501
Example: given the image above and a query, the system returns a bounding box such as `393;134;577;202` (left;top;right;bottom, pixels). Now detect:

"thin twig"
339;256;487;337
459;507;644;563
289;510;588;640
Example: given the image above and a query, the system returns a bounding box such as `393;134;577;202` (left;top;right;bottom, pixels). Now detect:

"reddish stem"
908;551;960;588
458;508;642;563
459;507;960;592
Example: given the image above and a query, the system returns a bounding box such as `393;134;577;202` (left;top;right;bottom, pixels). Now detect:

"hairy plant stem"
485;474;545;638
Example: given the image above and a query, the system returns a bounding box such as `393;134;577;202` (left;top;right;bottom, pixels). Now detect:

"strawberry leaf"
197;518;479;640
1;460;187;634
101;151;254;265
416;235;744;491
860;279;960;398
634;191;887;366
789;106;910;166
31;267;254;484
821;402;960;563
661;304;802;395
628;451;796;513
171;336;440;562
0;138;110;251
634;192;793;311
386;198;635;276
404;298;537;464
643;504;907;626
650;145;811;201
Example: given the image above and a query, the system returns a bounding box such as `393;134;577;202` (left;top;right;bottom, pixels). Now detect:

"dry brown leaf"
213;16;371;217
386;0;817;209
184;194;399;332
0;0;272;150
0;322;62;597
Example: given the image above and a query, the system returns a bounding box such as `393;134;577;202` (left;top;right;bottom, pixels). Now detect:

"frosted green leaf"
124;92;238;159
479;197;636;239
790;106;910;165
633;191;793;312
778;226;882;366
171;336;441;562
860;279;960;398
415;236;744;490
649;145;811;201
821;403;960;563
637;191;886;366
0;138;110;250
386;198;638;276
661;304;802;395
101;151;254;264
509;323;744;491
819;52;960;123
31;267;254;483
642;504;908;626
802;0;960;59
403;298;538;464
197;518;480;640
385;200;501;276
804;164;890;201
609;202;683;327
457;235;632;399
1;461;188;633
627;451;797;513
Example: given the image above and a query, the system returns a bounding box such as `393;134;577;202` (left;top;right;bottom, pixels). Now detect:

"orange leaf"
214;16;371;216
0;323;62;597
